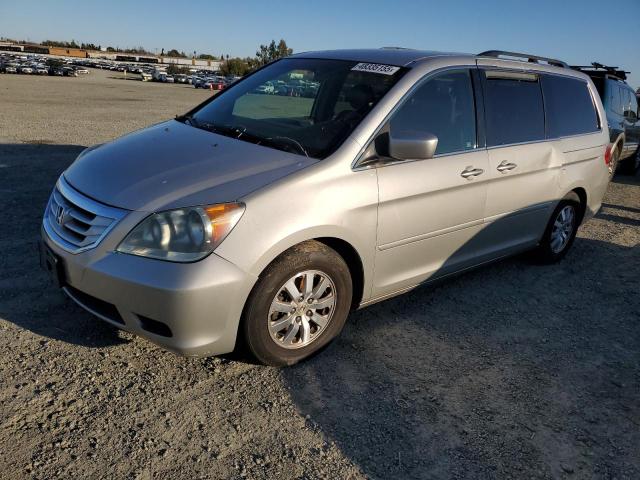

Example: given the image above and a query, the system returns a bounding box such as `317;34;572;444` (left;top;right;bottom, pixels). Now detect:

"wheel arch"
570;187;588;225
612;132;625;157
246;228;373;311
314;237;365;309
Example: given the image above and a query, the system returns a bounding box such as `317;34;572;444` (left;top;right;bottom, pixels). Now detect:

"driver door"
371;68;490;298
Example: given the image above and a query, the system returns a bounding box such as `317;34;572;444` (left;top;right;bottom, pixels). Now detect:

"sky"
1;0;639;88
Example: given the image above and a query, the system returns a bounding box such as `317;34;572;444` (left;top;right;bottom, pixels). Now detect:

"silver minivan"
41;49;611;366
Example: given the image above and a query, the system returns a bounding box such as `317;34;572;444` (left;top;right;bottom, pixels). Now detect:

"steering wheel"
265;136;309;157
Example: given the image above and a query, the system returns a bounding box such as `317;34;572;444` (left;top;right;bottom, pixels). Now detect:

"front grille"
43;176;127;253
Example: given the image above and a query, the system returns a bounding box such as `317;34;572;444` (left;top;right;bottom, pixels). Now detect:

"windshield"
185;58;406;159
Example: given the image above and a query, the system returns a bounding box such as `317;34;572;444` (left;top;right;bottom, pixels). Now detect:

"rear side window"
607;81;623;115
541;75;600;137
390;69;476;155
483;71;545;146
628;90;639;117
621;86;637;117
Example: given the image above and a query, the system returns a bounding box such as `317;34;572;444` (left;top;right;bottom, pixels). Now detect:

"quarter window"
483;70;545;146
389;70;477;155
541;74;600;137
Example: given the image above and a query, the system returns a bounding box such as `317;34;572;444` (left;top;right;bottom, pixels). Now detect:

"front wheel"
534;192;581;263
241;241;353;366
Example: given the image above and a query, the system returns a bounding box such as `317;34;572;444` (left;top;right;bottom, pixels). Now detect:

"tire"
534;192;581;264
609;148;620;177
241;241;353;367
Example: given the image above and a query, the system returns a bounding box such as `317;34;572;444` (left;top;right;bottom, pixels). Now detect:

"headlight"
117;203;245;262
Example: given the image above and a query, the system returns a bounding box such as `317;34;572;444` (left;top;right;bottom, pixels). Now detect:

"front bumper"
41;226;257;357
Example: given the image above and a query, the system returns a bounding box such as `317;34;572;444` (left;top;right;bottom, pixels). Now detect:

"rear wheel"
241;241;352;366
609;148;620;177
534;192;581;263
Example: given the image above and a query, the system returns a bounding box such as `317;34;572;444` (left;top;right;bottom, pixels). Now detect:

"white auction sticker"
351;63;400;75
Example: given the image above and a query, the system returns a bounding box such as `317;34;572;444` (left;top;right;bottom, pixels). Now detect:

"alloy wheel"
267;270;337;349
550;205;575;253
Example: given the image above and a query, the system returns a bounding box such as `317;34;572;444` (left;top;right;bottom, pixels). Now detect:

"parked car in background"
573;63;640;174
62;67;78;77
140;71;152;82
152;69;166;81
41;48;611;366
174;74;188;84
75;67;90;75
203;78;225;90
18;66;33;74
253;81;275;94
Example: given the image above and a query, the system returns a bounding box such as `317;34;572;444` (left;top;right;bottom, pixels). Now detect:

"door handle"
460;167;484;179
497;161;517;173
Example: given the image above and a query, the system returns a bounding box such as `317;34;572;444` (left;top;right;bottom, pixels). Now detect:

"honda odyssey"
40;49;611;366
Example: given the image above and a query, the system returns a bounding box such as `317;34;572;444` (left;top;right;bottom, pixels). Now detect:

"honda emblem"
55;205;66;226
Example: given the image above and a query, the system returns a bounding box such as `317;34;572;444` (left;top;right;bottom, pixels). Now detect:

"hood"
64;120;317;211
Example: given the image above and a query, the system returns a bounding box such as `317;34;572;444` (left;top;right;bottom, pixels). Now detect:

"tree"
220;58;252;76
255;39;292;66
42;39;81;49
167;64;190;75
198;53;216;60
166;49;187;58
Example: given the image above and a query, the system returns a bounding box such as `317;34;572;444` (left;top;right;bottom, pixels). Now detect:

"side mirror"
389;129;438;161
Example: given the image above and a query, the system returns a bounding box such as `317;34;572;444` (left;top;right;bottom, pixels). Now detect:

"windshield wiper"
260;136;309;157
191;121;245;140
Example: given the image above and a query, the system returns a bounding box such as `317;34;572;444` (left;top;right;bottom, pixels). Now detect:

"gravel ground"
0;70;639;480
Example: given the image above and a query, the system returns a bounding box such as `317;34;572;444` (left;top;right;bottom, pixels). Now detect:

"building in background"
0;42;221;69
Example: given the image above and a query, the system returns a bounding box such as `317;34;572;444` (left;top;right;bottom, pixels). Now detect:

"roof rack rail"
570;62;629;81
477;50;569;68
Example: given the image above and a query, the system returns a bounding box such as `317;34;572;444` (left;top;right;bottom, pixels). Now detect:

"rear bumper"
41;226;257;357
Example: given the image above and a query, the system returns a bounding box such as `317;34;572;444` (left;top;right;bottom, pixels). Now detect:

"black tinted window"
607;81;623;115
621;86;637;116
483;71;545;146
541;75;599;137
629;90;638;116
390;70;476;155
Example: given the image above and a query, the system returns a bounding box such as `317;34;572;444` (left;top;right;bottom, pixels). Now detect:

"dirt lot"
0;69;639;480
